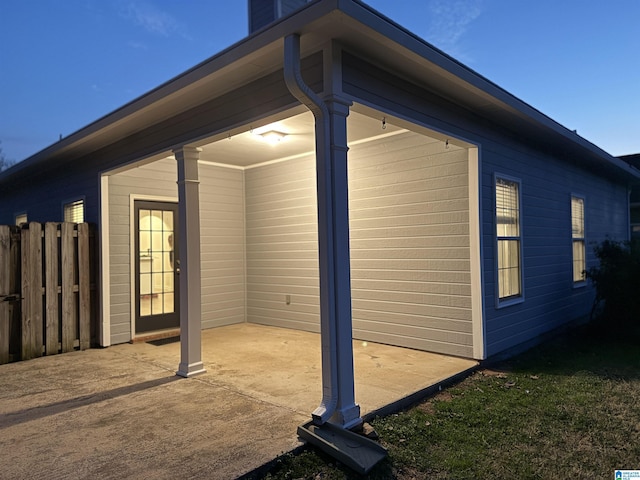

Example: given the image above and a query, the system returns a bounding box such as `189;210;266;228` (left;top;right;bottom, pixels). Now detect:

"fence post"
22;223;43;360
0;226;10;364
45;223;60;355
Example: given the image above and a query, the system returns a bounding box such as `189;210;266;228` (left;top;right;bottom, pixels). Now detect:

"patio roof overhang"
1;0;638;185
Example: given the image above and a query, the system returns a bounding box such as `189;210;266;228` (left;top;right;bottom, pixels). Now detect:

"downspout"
283;33;337;425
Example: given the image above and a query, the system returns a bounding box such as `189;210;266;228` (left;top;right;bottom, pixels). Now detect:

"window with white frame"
496;176;522;301
64;199;84;223
571;196;586;283
15;213;27;226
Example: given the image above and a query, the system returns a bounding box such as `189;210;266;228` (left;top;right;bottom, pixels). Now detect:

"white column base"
330;404;362;430
176;361;206;378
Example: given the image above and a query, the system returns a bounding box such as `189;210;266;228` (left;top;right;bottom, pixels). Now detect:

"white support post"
174;146;205;378
283;34;360;429
99;174;111;347
315;95;361;429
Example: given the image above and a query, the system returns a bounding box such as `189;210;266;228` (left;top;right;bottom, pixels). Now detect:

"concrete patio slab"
0;324;477;479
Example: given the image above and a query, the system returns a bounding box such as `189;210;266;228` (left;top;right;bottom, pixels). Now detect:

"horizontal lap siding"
108;160;245;344
481;142;629;356
245;131;473;357
198;164;245;329
348;132;473;357
245;155;320;332
108;158;178;344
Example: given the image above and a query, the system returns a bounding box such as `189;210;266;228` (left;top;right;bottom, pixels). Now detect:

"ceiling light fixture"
259;130;287;144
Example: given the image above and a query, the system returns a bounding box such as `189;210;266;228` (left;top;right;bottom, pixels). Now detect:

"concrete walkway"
0;324;477;479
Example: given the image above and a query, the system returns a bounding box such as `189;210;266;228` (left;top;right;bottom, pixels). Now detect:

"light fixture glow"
259;130;287;144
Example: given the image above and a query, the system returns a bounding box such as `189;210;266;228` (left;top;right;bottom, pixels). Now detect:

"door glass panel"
138;207;175;320
163;210;173;229
152;294;163;315
165;292;174;313
163;271;174;291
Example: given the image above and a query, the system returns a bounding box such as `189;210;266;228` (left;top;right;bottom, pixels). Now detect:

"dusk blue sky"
1;1;638;163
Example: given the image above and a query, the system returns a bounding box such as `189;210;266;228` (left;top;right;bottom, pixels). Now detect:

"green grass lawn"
259;326;640;479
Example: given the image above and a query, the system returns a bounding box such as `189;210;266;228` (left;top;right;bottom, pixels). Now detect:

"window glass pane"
151;232;163;254
139;210;151;230
140;273;151;296
164;292;174;314
498;239;521;298
163;211;174;231
64;200;84;223
151;294;164;315
496;179;519;237
152;210;163;228
163;232;174;270
571;197;584;238
139;231;151;257
163;272;174;292
573;240;585;282
152;272;163;294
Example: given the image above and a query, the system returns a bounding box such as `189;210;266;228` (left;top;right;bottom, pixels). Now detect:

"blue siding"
481;141;628;356
343;52;630;358
0;165;99;225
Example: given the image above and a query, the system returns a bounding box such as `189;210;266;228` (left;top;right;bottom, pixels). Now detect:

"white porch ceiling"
197;110;409;168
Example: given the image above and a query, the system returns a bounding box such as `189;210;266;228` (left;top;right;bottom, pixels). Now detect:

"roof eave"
1;0;636;184
0;0;341;182
336;0;640;181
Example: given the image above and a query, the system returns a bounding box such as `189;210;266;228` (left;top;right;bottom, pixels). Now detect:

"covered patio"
101;92;480;430
0;324;476;478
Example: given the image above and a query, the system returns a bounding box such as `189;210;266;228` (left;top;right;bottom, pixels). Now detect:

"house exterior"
1;0;638;429
619;154;640;237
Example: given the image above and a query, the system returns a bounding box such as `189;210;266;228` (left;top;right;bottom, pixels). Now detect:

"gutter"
283;33;337;426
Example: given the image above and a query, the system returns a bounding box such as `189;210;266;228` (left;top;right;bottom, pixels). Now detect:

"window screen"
15;213;27;226
64;200;84;223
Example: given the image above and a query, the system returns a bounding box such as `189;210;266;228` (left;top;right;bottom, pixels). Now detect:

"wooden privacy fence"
0;222;96;364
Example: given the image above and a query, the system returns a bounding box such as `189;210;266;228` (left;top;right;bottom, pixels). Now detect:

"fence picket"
9;227;20;362
78;223;90;350
22;223;43;360
61;223;76;353
45;223;60;355
20;226;30;360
